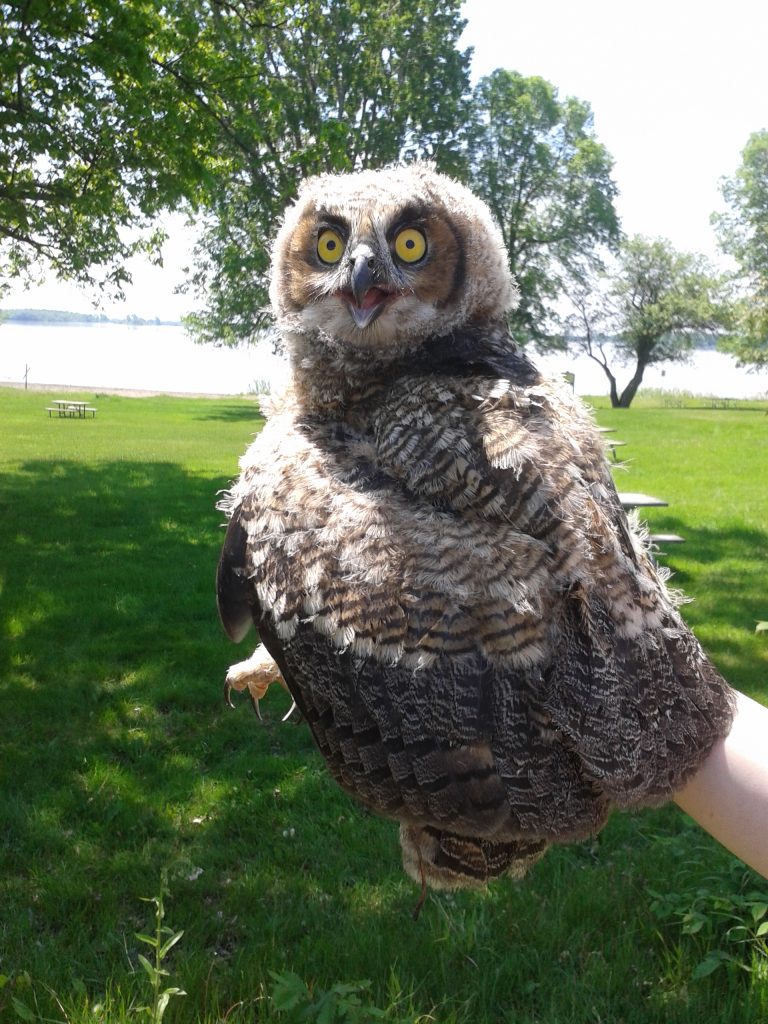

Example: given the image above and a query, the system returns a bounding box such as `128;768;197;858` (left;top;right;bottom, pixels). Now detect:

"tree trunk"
585;346;648;408
595;360;620;406
616;360;648;407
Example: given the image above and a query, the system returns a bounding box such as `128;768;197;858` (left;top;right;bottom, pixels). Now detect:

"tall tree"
466;70;619;348
713;130;768;368
182;0;472;346
0;0;471;334
567;236;729;408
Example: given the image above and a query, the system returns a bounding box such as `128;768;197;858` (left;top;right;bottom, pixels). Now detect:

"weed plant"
0;387;766;1023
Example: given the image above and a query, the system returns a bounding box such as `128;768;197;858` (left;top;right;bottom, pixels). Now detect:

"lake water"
0;322;283;395
2;321;767;399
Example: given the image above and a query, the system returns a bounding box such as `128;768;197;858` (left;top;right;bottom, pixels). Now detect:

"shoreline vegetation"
0;380;241;399
3;380;768;410
0;307;181;326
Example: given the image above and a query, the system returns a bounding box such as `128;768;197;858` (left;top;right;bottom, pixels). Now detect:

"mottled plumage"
217;164;733;892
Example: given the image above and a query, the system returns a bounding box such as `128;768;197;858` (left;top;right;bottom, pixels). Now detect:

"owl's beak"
350;252;376;306
345;251;394;329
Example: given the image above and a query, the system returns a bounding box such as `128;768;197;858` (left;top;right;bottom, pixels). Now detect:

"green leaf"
158;929;184;959
756;921;768;937
11;997;36;1022
316;998;336;1024
137;953;158;980
682;912;706;935
692;950;730;979
270;970;310;1011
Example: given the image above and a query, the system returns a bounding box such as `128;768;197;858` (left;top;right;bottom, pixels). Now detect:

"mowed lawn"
0;385;766;1024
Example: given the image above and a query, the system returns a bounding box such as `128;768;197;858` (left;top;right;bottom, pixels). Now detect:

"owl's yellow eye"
394;227;427;264
317;229;344;264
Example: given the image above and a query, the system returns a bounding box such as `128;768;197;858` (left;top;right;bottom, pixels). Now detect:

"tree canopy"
567;236;730;407
713;130;768;369
0;0;217;296
466;70;619;348
1;0;472;339
3;5;638;361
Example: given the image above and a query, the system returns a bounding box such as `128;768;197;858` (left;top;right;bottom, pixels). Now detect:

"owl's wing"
253;594;610;886
355;371;733;802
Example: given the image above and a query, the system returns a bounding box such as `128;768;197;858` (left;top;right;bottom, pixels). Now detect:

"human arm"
674;689;768;878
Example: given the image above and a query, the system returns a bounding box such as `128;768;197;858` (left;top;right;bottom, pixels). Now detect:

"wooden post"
24;363;30;390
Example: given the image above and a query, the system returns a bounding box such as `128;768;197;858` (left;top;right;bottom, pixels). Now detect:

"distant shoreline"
1;309;182;327
0;381;250;399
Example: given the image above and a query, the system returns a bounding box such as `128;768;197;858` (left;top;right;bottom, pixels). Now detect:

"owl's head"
269;163;518;360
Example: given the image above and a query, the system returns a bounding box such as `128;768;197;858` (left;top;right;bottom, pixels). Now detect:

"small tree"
466;70;619;349
567;236;730;408
713;130;768;369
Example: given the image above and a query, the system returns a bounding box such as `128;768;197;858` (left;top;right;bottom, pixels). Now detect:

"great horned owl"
217;163;733;894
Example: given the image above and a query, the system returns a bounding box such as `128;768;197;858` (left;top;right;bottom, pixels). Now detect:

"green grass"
591;399;768;697
0;386;767;1024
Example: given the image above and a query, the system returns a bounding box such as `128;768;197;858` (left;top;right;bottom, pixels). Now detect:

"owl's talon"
223;645;286;720
281;699;298;723
223;678;264;720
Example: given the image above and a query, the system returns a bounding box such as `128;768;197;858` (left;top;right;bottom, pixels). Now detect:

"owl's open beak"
346;289;394;329
344;253;395;329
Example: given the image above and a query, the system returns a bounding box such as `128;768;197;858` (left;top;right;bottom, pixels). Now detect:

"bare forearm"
674;689;768;878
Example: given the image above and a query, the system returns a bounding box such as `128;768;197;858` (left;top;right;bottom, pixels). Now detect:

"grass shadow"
192;401;265;424
0;460;287;967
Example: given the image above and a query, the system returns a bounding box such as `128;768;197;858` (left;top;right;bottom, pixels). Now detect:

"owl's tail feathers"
399;823;548;893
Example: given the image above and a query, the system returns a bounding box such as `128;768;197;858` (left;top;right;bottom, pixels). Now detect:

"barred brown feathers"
217;163;734;893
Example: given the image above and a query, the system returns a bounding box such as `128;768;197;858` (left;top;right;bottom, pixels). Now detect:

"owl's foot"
224;645;286;719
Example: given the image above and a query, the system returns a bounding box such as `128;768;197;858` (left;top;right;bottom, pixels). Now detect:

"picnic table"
46;400;97;419
707;396;736;409
604;438;627;463
617;492;684;546
595;426;628;461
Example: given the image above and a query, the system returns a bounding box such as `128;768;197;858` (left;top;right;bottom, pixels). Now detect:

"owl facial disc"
269;163;521;355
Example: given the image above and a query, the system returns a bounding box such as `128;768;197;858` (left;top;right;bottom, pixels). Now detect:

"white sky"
4;0;767;320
